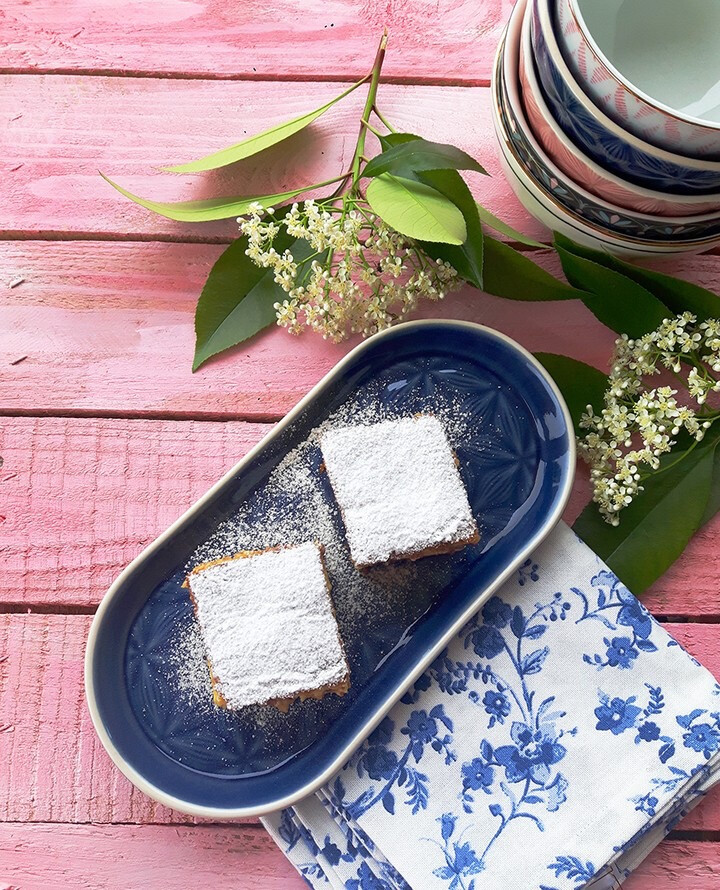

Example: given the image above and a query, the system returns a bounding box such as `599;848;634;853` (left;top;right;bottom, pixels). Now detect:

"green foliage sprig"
102;32;720;597
540;235;720;594
102;31;582;365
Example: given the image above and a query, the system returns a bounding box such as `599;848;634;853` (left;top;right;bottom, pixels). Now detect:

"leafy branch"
101;30;720;596
101;30;586;366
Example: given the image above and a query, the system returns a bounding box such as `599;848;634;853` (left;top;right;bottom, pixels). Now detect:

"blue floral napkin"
262;523;720;889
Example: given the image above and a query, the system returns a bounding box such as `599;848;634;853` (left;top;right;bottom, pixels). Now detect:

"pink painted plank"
0;75;544;241
0;613;219;825
1;613;718;826
0;240;666;419
6;243;720;421
1;418;269;609
0;823;305;889
1;0;512;83
0;414;716;618
6;241;720;618
0;413;718;617
627;841;720;889
0;828;717;890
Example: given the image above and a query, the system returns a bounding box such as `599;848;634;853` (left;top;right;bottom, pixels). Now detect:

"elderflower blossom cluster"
238;200;459;342
580;312;720;525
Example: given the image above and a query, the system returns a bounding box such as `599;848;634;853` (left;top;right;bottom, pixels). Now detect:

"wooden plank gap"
0;408;285;424
0;604;97;616
0;68;490;88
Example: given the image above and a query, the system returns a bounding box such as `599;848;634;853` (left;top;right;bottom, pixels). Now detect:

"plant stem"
373;105;396;133
350;29;389;190
361;118;384;138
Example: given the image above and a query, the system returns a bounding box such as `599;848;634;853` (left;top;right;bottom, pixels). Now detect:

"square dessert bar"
320;415;479;569
185;542;350;712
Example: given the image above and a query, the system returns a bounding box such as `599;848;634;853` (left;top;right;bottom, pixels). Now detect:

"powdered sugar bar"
185;542;350;711
320;415;479;568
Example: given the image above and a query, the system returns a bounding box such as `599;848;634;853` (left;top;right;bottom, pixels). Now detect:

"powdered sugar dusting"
187;543;348;710
167;619;214;713
176;387;479;711
321;416;478;567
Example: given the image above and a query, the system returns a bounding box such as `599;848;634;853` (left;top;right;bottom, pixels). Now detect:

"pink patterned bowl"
555;0;720;158
519;8;720;217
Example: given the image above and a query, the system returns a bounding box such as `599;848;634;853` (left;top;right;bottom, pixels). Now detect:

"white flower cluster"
580;313;720;525
239;200;459;341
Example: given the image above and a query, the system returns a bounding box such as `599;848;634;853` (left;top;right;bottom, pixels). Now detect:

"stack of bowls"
493;0;720;255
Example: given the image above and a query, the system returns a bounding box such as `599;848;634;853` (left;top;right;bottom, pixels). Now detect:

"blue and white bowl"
556;0;720;159
493;0;720;255
532;0;720;195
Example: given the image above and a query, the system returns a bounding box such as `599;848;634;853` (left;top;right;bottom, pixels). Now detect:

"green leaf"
482;236;588;301
371;135;483;282
474;204;545;248
554;233;720;321
375;131;543;254
164;78;368;173
378;132;423;150
193;224;315;369
194;239;283;369
363;138;487;179
554;239;670;337
366;173;467;244
700;437;720;525
101;174;327;222
417;169;484;288
534;353;608;436
574;435;719;593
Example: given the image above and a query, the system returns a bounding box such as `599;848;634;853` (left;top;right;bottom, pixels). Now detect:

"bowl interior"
576;0;720;123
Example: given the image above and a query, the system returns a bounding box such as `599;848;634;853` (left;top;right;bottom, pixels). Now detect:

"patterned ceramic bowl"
531;0;720;195
500;0;720;249
519;8;720;217
494;0;720;256
556;0;720;158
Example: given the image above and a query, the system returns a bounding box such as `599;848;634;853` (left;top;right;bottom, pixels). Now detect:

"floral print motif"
517;558;539;586
346;861;394;890
573;571;657;670
434;594;576;875
593;683;720;818
276;809;330;884
266;532;720;890
545;855;597;886
338;706;456;819
594;695;643;735
427;814;483;890
594;685;665;746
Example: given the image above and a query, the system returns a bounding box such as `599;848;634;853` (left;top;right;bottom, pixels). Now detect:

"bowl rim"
519;5;720;212
495;98;704;254
84;318;577;819
506;0;720;231
495;4;720;249
568;0;720;133
497;133;687;255
534;0;720;172
493;99;705;257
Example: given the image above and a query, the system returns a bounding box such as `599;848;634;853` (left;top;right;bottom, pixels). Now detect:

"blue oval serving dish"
85;320;575;818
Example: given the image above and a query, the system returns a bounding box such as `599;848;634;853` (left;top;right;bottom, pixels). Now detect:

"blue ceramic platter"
85;320;574;817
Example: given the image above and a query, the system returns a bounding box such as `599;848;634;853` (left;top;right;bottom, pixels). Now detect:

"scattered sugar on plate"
167;619;214;712
180;385;479;714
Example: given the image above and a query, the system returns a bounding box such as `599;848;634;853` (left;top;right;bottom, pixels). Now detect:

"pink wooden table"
2;1;720;886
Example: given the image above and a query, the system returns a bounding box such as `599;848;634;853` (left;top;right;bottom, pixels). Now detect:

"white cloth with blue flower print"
262;523;720;890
